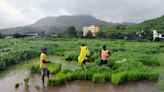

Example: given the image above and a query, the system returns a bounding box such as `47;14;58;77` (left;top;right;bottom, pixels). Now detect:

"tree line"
0;25;155;41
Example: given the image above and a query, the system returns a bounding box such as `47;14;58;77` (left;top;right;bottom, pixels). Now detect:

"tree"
38;31;45;37
63;26;77;38
45;26;59;36
116;24;126;30
0;33;5;39
96;31;107;38
96;31;103;38
13;33;25;38
85;31;93;38
106;31;124;39
77;31;83;38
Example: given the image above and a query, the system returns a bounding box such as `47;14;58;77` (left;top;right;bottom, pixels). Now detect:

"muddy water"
0;56;161;92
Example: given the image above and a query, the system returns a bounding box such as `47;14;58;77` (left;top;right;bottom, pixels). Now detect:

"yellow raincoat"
78;46;90;65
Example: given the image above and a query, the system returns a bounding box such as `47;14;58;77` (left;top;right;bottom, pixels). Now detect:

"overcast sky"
0;0;164;29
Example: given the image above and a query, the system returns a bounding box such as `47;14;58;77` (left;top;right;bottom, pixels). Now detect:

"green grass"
29;64;40;73
111;71;127;85
0;38;163;87
48;63;61;74
29;63;61;74
92;72;111;83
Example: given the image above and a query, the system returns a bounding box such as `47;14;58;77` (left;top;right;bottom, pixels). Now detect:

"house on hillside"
83;25;100;36
153;30;164;41
51;34;58;37
25;33;39;38
5;36;13;39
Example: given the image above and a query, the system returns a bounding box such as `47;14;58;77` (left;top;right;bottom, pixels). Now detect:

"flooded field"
0;56;161;92
0;71;160;92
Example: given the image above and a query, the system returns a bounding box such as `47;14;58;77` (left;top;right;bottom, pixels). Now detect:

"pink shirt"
101;49;109;60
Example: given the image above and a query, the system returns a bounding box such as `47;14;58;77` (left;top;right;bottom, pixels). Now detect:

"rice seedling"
24;77;30;87
111;71;127;85
64;51;78;61
137;54;160;66
47;70;72;86
48;63;61;74
92;71;112;83
92;73;106;83
29;64;40;73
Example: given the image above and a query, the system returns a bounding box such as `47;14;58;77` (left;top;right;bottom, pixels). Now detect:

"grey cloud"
0;0;164;29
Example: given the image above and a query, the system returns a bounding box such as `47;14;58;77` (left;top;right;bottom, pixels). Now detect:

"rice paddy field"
0;38;164;92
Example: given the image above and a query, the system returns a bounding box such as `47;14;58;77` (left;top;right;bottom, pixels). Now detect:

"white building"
83;25;100;36
153;30;164;41
25;33;39;38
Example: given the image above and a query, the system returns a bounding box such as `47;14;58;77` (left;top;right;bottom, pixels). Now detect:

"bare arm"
108;51;111;56
42;60;51;63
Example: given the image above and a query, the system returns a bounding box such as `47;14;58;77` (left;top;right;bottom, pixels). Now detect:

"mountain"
0;15;109;35
31;15;109;27
139;15;164;31
126;15;164;32
1;15;163;35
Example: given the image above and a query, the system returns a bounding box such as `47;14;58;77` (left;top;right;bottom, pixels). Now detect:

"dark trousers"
42;68;49;83
81;60;86;66
100;60;108;66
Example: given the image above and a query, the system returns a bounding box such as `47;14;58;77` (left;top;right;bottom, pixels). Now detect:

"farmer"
40;48;51;83
100;45;111;66
78;44;90;66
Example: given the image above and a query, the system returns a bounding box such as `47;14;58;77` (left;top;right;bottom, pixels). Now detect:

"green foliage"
92;72;111;83
63;26;77;38
92;73;106;83
29;64;40;73
75;69;95;80
48;63;61;74
0;38;162;86
85;31;93;38
137;55;160;66
48;69;74;86
48;76;66;86
111;71;127;85
29;63;61;74
0;33;5;39
0;39;58;72
127;70;140;81
64;51;78;61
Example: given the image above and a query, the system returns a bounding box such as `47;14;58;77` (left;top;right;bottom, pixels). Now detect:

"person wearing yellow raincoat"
78;44;90;66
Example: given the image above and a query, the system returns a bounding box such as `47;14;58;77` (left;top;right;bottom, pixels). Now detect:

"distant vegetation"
0;15;163;40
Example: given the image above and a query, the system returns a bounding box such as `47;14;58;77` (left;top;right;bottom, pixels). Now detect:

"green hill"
127;15;164;32
0;15;164;35
0;15;109;35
